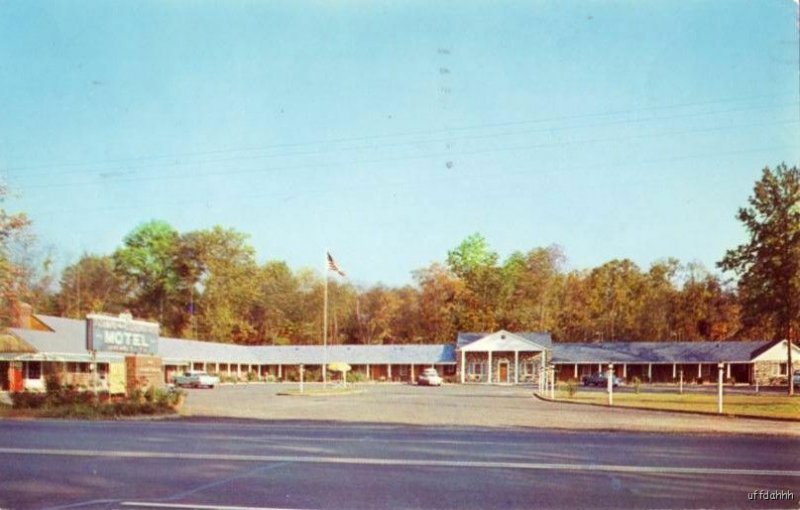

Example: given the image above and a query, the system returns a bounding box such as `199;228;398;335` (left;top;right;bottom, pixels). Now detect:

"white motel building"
2;307;798;394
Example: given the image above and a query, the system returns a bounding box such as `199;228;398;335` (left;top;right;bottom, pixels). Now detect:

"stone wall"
125;355;164;394
753;360;800;387
459;351;546;385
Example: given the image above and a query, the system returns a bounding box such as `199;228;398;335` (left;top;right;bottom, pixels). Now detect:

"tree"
719;164;800;395
56;254;126;318
446;233;498;278
181;226;260;344
113;220;181;328
0;183;33;325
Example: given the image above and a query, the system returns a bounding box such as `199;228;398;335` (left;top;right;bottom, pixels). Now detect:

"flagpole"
323;249;328;386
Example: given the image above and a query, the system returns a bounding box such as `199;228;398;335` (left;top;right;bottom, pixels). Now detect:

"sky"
1;1;798;287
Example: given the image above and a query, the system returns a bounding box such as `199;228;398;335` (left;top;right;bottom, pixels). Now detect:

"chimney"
13;302;33;329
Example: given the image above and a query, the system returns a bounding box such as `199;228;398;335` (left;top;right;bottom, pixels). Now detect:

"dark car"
793;370;800;390
582;372;623;387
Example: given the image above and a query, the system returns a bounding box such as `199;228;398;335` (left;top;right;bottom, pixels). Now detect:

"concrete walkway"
180;383;800;437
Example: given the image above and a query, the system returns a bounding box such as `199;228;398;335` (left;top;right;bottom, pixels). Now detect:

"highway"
1;419;798;509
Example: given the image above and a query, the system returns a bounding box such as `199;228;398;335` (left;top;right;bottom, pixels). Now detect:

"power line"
15;117;800;191
3;93;795;178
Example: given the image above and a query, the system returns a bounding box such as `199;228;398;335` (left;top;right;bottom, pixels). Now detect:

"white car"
174;371;219;389
418;368;443;386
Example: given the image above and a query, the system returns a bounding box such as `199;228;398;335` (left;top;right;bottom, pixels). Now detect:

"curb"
532;393;800;423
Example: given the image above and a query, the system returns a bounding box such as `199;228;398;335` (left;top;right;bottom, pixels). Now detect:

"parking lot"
179;382;800;436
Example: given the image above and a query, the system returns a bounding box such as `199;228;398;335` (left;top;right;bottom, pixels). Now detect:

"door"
499;362;509;383
9;362;23;392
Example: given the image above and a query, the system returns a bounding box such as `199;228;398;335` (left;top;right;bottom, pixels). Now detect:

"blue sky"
1;1;798;287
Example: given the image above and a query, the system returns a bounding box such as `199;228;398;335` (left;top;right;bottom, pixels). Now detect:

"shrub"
632;376;642;394
247;371;259;382
347;371;368;383
565;379;578;398
45;373;63;394
11;391;48;409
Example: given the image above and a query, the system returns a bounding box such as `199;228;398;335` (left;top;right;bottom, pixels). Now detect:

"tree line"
1;164;798;349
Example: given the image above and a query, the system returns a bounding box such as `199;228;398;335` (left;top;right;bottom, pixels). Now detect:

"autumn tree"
181;226;260;344
0;184;33;325
56;254;126;318
719;164;800;394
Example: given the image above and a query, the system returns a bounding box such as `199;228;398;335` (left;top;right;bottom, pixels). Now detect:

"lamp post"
299;364;305;394
717;362;724;414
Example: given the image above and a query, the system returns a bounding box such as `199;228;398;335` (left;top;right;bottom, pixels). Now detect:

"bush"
11;391;48;409
45;373;62;394
247;371;259;382
564;379;578;398
347;371;368;383
632;376;642;394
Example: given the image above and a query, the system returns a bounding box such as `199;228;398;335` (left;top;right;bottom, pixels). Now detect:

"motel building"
1;307;799;394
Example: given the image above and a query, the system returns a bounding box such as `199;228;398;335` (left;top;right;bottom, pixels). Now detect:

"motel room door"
499;362;509;383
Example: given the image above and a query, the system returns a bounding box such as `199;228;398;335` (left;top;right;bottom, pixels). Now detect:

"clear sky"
1;1;798;287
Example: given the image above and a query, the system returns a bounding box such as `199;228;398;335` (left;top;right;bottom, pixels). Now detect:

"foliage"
564;379;578;398
632;376;641;394
719;164;800;340
719;164;800;394
346;371;368;383
11;385;184;418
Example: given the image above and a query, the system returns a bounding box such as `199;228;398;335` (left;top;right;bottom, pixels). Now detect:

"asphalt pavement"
1;419;799;510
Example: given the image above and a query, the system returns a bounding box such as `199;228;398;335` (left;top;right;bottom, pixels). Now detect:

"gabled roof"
457;331;552;349
458;330;549;352
749;339;800;362
552;341;771;364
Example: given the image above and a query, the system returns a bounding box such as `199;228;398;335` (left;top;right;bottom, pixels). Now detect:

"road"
1;419;798;510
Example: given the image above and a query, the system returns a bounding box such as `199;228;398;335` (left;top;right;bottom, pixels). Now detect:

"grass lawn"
553;390;800;420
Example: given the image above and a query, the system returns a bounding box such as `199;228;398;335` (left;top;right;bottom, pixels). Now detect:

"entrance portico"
457;330;549;386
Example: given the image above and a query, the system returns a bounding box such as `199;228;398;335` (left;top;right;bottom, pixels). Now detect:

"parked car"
582;372;623;387
174;371;219;389
793;370;800;390
417;368;443;386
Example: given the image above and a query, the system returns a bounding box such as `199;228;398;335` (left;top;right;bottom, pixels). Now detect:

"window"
470;363;483;375
524;362;535;374
26;362;42;380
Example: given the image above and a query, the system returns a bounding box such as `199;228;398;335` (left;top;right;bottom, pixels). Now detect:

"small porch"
456;330;548;386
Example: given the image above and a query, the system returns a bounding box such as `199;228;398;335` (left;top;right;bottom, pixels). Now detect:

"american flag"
327;252;346;277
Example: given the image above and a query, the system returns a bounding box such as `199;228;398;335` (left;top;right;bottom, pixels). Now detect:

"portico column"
647;364;652;381
514;351;519;384
411;364;415;383
673;363;676;379
540;352;546;392
574;363;578;378
726;363;731;379
698;363;702;377
278;364;282;379
487;351;493;384
388;364;392;380
460;350;465;384
367;364;371;381
623;364;627;378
